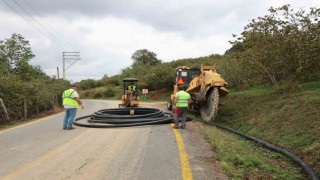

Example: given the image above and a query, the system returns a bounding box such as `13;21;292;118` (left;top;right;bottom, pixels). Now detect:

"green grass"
213;81;320;177
299;81;320;91
203;126;305;179
228;86;273;97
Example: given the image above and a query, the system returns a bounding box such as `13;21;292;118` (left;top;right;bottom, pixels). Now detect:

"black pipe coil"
187;114;319;180
73;107;174;128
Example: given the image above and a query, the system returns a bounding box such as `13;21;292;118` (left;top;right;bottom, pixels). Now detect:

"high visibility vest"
128;86;136;91
176;91;190;107
63;89;78;107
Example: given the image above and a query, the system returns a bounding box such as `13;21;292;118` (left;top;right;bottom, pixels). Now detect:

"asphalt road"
0;100;228;180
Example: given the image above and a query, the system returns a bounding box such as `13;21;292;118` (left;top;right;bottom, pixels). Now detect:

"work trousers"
174;107;187;129
63;108;77;129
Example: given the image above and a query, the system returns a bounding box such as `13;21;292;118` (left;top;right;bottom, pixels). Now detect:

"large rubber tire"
167;98;172;111
200;87;219;122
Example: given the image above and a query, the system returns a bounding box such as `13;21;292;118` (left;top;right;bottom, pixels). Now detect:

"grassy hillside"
211;81;320;178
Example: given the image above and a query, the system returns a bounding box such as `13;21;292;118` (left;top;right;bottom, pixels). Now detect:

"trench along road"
0;100;228;180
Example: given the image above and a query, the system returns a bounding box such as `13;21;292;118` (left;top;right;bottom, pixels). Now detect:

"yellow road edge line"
171;123;193;180
0;112;64;134
3;128;92;180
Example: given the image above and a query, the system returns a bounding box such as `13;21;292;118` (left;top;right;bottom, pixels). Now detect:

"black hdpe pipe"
188;114;319;180
73;107;174;128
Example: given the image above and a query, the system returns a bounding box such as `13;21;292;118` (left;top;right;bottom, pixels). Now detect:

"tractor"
119;78;139;109
167;65;229;122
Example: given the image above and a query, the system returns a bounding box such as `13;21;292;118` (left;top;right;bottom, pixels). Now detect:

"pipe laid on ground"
188;114;319;180
213;123;319;180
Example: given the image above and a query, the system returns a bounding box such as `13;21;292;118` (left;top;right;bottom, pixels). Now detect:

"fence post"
0;98;10;121
24;97;27;120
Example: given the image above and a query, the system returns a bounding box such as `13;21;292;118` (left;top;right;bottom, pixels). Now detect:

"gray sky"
0;0;319;82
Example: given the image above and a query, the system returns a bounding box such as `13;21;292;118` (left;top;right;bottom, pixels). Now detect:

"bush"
104;87;115;97
93;91;102;98
273;82;301;95
79;91;90;98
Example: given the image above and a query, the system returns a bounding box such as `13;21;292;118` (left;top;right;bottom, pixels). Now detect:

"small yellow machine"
167;65;229;122
119;78;139;108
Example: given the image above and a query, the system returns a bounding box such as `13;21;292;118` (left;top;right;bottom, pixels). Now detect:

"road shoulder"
180;121;229;180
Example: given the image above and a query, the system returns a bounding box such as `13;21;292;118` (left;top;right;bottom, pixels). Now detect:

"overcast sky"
0;0;319;82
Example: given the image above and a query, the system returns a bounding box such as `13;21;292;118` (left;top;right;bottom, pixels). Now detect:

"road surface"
0;100;228;180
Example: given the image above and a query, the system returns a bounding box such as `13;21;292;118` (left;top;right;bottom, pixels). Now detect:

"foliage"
144;63;175;90
0;34;70;124
80;86;118;99
225;5;320;88
78;79;97;90
0;34;35;76
131;49;161;65
98;75;120;87
93;91;103;98
118;54;226;91
104;86;116;97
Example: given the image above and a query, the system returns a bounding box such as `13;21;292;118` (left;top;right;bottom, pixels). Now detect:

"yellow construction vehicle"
119;78;139;108
167;65;229;122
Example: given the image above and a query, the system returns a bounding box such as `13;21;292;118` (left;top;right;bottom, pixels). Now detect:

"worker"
62;84;84;130
128;82;137;98
128;82;136;92
173;85;192;129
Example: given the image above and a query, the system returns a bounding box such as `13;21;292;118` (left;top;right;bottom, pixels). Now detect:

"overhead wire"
0;0;71;50
21;0;74;50
11;0;71;50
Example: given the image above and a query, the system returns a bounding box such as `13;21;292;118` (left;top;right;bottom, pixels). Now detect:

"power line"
11;0;71;50
22;0;74;50
1;0;68;50
12;0;70;50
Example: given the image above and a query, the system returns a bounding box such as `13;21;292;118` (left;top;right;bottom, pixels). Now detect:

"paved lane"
0;100;181;180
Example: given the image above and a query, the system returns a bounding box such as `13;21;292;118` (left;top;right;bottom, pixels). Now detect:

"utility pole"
57;66;60;79
62;52;80;79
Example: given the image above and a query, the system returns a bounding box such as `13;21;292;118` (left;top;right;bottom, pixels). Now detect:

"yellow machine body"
168;65;229;122
119;78;140;108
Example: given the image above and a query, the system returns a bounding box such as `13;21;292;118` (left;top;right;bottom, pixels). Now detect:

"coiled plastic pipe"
73;107;174;128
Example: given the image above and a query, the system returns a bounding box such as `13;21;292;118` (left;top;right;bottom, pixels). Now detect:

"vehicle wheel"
200;87;219;122
167;98;172;111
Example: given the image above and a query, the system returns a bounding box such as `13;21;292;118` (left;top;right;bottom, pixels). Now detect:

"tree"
131;49;161;65
0;34;35;75
78;79;97;90
227;5;320;88
0;34;69;124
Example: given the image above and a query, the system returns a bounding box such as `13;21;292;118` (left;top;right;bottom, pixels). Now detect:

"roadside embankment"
207;82;320;178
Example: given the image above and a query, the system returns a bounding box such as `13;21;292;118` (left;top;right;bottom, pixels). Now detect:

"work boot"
173;124;179;129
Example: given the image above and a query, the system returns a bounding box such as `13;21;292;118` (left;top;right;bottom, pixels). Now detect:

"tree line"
81;5;319;93
0;34;70;125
